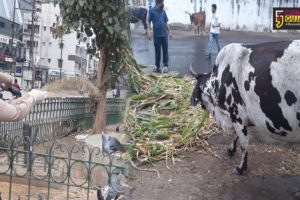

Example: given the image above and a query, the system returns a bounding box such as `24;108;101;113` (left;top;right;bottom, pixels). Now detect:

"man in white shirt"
206;4;221;58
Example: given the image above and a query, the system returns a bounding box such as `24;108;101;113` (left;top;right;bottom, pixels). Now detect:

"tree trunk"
93;40;110;133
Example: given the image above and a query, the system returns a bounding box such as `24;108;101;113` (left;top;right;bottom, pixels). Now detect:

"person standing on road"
0;72;47;122
206;4;221;58
147;0;172;73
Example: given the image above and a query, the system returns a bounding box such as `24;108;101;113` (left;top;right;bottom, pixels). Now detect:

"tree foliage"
53;0;136;132
55;0;131;82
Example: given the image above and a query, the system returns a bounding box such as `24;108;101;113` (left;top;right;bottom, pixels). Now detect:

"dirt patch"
126;135;300;200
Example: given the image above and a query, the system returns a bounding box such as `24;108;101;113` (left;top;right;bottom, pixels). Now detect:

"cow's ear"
212;64;218;72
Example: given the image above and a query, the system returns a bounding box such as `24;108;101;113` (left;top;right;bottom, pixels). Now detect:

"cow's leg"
227;135;239;157
233;124;249;175
142;12;147;35
192;25;197;37
201;25;205;37
200;26;203;37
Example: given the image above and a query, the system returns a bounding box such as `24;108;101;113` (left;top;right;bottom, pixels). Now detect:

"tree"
54;0;131;133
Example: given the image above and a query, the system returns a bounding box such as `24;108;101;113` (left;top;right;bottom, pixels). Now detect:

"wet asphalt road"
131;29;300;76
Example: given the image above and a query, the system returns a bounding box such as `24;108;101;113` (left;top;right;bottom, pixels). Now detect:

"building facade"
0;0;25;75
37;3;88;82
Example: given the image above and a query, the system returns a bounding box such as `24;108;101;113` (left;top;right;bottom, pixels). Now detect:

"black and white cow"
191;40;300;175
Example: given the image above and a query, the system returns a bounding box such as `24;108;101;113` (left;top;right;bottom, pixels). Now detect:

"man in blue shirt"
147;0;172;73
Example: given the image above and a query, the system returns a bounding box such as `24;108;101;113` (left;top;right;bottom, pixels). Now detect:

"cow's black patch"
266;122;275;133
237;117;243;124
266;122;288;136
229;107;234;114
220;65;244;107
226;95;232;105
221;65;234;87
284;90;297;106
229;105;242;124
212;64;219;77
277;131;288;136
244;81;250;91
248;72;255;82
232;79;244;105
244;41;292;132
297;112;300;121
214;80;219;94
242;127;247;136
232;88;243;105
218;85;227;109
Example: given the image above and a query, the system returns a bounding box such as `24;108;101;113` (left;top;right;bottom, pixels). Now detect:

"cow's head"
190;64;210;110
189;13;194;24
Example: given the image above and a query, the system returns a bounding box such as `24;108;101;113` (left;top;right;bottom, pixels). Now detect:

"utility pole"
30;0;36;88
10;0;16;75
58;38;64;80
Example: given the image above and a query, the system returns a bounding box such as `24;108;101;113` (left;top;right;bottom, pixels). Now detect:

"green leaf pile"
125;68;219;163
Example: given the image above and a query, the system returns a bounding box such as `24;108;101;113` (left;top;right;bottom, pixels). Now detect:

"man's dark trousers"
154;36;168;69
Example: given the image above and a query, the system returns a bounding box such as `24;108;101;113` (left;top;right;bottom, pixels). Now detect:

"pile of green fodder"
125;67;221;164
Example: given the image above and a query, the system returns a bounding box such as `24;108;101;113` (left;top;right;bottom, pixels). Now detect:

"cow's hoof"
227;148;236;157
233;166;244;175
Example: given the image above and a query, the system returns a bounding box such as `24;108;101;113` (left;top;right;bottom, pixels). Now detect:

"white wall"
164;0;300;32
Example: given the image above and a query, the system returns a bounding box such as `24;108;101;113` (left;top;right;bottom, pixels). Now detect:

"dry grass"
43;78;101;100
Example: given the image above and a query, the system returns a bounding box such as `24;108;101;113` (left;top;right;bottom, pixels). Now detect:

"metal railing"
0;135;126;200
0;97;93;146
0;97;126;146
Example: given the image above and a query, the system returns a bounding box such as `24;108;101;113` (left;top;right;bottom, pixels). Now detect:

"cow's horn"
189;63;199;77
184;11;191;15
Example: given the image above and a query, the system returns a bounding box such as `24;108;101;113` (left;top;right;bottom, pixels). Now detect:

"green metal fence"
0;97;93;145
0;97;126;145
0;135;126;200
0;97;127;199
106;98;126;125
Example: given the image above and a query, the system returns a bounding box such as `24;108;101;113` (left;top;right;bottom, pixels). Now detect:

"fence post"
23;124;32;166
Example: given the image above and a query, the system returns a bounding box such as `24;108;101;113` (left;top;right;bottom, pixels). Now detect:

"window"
48;58;51;63
42;42;46;46
44;26;46;31
26;41;38;48
0;22;5;28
